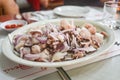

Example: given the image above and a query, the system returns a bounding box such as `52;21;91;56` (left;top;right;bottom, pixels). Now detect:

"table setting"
22;6;103;22
0;1;120;80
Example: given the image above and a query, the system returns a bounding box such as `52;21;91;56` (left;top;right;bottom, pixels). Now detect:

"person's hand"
1;0;20;15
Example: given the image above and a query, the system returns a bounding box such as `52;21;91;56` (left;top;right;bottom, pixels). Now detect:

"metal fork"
57;67;72;80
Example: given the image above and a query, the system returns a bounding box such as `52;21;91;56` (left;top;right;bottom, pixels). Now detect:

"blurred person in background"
27;0;49;11
23;0;63;10
0;0;19;15
0;0;49;15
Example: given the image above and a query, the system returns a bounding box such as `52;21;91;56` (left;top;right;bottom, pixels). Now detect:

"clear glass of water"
103;1;120;29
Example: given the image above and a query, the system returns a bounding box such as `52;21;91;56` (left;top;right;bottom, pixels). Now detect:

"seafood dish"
12;20;107;62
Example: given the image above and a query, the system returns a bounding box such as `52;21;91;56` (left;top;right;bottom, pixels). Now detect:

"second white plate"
53;6;89;17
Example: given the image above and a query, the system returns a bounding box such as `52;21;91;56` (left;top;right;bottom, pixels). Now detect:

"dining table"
0;6;120;80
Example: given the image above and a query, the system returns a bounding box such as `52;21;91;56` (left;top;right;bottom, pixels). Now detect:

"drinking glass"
103;1;120;29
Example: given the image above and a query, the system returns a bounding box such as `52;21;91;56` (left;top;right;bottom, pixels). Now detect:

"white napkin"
29;10;57;21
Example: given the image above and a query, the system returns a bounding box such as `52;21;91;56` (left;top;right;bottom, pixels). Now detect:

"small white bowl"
0;20;27;32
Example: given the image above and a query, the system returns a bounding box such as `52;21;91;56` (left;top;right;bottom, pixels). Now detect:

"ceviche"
12;20;107;62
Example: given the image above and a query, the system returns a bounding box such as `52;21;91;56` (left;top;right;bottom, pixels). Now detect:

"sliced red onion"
24;49;50;61
13;35;23;46
36;36;47;44
24;53;41;61
15;41;25;51
48;33;58;41
20;47;31;58
24;37;33;46
61;42;70;52
74;46;96;52
65;33;70;45
15;35;30;45
71;35;79;48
